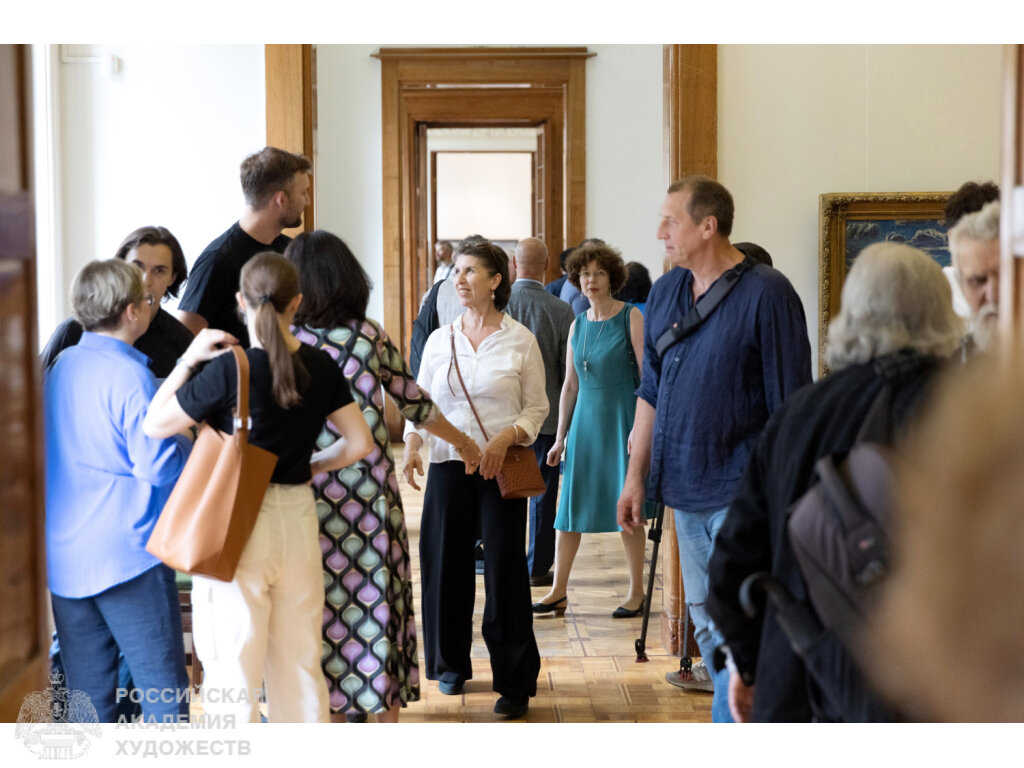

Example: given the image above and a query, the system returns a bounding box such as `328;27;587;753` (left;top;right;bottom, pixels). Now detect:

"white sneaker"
665;659;714;692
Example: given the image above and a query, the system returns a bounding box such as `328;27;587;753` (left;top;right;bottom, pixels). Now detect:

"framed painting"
818;191;952;375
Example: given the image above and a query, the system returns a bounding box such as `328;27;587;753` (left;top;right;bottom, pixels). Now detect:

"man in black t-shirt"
41;226;194;378
176;147;312;346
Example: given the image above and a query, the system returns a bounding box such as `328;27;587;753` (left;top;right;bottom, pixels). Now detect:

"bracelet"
176;356;196;373
512;424;523;444
455;434;471;452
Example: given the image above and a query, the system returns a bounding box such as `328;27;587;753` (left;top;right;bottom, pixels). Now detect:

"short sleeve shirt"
177;222;291;346
176;344;354;484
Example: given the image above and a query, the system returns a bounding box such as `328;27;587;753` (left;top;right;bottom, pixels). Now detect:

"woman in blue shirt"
44;259;195;723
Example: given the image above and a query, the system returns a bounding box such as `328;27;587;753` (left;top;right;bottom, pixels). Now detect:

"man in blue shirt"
45;258;197;722
617;176;811;722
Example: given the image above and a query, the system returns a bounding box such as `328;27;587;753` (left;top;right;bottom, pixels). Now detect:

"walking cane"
634;502;665;662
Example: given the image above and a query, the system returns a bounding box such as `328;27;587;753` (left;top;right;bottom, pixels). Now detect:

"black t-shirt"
40;309;194;378
176;344;353;484
176;222;291;347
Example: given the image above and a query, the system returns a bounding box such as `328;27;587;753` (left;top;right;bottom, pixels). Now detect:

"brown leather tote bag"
146;345;278;581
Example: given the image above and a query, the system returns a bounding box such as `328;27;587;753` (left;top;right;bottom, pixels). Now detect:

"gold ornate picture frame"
818;191;952;376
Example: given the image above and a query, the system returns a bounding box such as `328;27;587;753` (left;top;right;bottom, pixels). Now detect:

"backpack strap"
856;349;926;444
654;255;756;358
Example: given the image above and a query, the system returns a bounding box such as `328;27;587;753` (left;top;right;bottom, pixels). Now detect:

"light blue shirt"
44;332;190;598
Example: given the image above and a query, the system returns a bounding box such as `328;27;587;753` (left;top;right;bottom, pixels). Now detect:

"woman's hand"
403;434;425;490
546;438;565;467
455;436;483;475
179;328;238;369
479;427;516;480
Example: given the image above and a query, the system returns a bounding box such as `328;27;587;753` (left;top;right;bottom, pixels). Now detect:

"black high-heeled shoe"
531;596;567;615
611;597;644;619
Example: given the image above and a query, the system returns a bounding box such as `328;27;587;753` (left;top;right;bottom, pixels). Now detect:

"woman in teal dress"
286;231;480;722
535;242;651;618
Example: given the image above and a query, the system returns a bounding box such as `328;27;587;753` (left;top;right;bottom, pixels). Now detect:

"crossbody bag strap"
654;255;756;358
622;303;640;386
229;345;251;443
449;325;490;442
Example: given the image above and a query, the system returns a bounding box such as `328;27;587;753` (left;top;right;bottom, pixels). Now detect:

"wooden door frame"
0;43;48;721
1001;44;1024;352
265;44;316;235
373;47;593;354
660;44;718;657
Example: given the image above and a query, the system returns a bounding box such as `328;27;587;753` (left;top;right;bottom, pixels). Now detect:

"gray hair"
949;200;1000;277
825;242;964;371
71;258;144;332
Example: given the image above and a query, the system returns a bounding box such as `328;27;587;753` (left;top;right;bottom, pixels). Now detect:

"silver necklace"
581;311;607;380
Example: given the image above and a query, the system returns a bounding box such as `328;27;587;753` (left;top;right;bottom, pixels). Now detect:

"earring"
491;291;496;302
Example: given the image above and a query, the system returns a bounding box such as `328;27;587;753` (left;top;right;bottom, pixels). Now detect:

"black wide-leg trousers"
419;461;540;698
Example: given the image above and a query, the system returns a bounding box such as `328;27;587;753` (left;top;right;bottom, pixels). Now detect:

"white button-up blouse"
405;313;549;464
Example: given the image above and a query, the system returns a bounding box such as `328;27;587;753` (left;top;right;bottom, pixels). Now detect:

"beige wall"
719;44;1003;373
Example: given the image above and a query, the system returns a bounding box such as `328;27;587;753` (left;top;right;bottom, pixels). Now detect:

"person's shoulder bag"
448;325;546;500
146;345;278;581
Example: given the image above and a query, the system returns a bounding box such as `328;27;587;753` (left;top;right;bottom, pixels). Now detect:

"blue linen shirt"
44;332;190;598
558;279;591;315
638;263;812;511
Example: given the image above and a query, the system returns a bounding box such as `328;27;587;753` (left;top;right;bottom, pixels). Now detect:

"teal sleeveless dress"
555;304;652;533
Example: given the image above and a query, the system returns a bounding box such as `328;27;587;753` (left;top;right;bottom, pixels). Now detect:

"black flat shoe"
494;695;529;718
612;598;644;618
531;596;567;615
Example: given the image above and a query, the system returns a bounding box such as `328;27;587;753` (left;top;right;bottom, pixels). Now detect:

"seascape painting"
844;217;949;272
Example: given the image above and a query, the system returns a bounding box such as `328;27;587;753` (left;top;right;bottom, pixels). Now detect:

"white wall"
585;45;665;275
314;44;665;323
312;45;385;318
42;44;265;333
719;44;1003;373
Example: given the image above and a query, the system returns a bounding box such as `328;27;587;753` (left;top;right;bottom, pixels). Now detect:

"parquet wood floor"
188;450;712;724
394;449;712;724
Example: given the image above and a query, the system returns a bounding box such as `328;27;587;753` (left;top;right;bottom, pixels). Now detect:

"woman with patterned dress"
535;242;652;618
286;231;483;723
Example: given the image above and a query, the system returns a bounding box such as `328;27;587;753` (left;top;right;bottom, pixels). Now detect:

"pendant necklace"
581;311;607;381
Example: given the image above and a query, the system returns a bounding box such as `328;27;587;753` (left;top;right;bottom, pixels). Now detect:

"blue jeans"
674;506;733;723
51;563;189;723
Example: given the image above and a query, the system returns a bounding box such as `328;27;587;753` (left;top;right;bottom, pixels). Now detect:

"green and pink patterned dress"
293;318;437;716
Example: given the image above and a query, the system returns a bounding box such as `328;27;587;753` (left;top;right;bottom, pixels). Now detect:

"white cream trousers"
192;483;329;723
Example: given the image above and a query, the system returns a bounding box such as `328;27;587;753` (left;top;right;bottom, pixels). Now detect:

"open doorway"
374;47;593;355
425;127;538;299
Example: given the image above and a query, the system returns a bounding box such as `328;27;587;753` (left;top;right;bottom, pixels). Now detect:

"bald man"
505;238;575;585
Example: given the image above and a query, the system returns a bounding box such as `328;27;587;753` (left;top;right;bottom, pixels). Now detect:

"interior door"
0;43;48;722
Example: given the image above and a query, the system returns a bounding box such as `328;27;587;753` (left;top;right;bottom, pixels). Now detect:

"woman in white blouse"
403;240;548;720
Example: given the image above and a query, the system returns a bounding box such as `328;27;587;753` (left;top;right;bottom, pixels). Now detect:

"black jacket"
707;352;945;721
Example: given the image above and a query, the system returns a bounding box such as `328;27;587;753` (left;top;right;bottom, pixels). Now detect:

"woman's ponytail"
240;252;308;409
